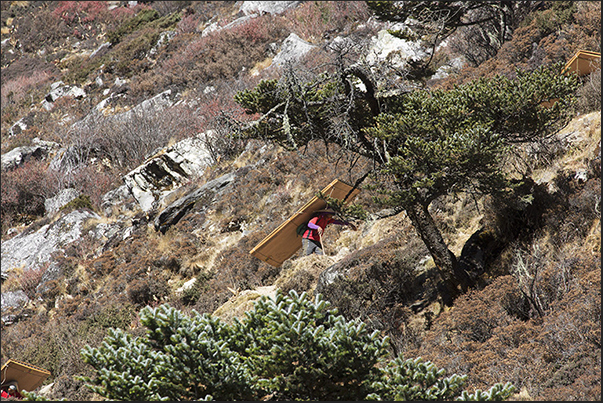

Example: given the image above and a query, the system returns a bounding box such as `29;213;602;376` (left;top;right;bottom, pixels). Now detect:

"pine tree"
234;61;579;305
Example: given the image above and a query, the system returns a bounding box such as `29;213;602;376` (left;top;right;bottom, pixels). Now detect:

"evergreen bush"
79;290;516;401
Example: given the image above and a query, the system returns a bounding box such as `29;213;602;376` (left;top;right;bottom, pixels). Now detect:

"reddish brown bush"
130;13;288;100
405;251;600;401
1;69;53;110
435;2;601;90
281;1;373;43
127;276;170;308
18;264;48;299
1;160;57;234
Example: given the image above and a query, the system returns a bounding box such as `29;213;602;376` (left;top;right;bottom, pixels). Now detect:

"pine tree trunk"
406;202;472;305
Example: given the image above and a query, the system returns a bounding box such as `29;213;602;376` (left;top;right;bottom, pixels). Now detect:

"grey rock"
315;264;343;291
101;184;136;216
240;1;302;15
154;172;236;233
1;209;100;276
574;169;588;182
44;188;79;215
123;132;214;212
43;82;86;108
1;290;29;311
1;291;30;325
90;42;111;58
35;262;62;295
8;114;33;137
1;138;59;171
45;85;68;103
149;31;175;55
366;24;428;69
272;33;316;68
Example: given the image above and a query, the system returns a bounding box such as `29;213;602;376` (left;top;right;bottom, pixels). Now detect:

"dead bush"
57;100;193;174
278;268;316;295
574;68;601;114
17;264;48;300
407;251;600;400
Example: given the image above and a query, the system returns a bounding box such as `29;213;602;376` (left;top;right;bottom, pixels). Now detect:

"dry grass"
212;285;277;323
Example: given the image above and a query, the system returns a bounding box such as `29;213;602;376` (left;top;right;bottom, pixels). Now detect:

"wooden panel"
249;179;361;267
1;359;51;392
564;50;601;77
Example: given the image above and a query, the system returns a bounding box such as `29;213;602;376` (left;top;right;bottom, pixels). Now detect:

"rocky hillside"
1;1;600;401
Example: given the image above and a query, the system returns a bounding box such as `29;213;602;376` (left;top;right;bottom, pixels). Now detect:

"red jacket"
1;389;23;399
302;214;345;241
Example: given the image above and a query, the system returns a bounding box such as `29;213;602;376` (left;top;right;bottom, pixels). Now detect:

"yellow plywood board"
249;179;361;267
1;359;51;392
564;50;601;77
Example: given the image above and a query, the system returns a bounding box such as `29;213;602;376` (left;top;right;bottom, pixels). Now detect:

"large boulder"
1;138;60;171
123;132;214;213
154;171;236;233
239;1;301;15
365;23;429;70
41;81;86;111
101;184;138;217
44;188;79;215
1;290;30;325
8;113;35;137
1;209;100;276
271;33;317;68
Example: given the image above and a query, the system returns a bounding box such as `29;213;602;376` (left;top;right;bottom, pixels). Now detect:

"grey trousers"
302;238;323;256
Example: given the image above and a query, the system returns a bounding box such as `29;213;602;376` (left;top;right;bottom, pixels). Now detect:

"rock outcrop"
1;209;100;275
154;171;236;234
123;132;215;213
1;138;60;171
239;1;302;16
271;33;317;68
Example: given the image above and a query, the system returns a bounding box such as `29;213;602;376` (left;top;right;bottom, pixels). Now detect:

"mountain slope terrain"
1;1;600;400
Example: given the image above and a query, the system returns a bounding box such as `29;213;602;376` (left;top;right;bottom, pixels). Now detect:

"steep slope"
1;1;600;400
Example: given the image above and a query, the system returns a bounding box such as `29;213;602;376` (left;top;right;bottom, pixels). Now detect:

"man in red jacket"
301;208;357;256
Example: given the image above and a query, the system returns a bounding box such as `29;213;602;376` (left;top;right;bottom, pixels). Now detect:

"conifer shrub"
59;194;93;213
79;290;516;401
106;8;160;45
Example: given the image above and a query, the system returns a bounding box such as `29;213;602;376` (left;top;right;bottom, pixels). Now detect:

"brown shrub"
320;232;431;341
0;67;54;110
281;1;373;43
575;68;601;114
130;13;288;100
406;251;600;400
278;268;316;295
18;264;48;300
435;2;601;90
57;100;195;174
127;276;170;308
1;160;57;235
